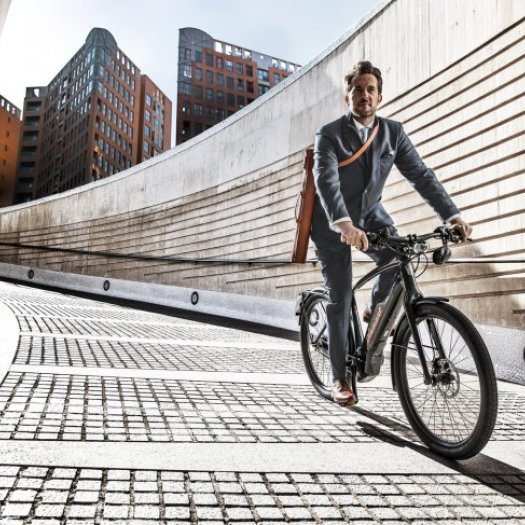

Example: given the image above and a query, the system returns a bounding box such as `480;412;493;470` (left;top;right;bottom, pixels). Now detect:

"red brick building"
0;95;21;207
137;75;172;163
176;28;300;144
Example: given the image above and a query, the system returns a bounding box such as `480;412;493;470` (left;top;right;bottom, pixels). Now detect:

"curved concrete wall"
0;0;523;335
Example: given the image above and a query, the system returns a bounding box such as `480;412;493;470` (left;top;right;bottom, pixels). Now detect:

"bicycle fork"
400;263;447;386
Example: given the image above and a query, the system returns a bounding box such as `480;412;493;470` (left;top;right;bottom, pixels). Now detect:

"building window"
216;73;224;85
144;125;151;138
205;70;213;84
179;82;191;95
182;65;192;79
274;72;281;83
195;50;202;63
217;108;225;121
227;77;234;89
216;90;224;104
195;122;203;134
237;79;244;92
216;57;223;69
143;141;149;154
246;65;253;77
226;60;233;72
236;63;243;75
258;69;269;82
206;54;213;66
206;106;214;118
258;85;270;95
206;88;213;102
247;81;254;93
194;68;203;81
194;104;203;117
237;95;244;107
194;85;203;99
145;109;151;121
227;93;235;107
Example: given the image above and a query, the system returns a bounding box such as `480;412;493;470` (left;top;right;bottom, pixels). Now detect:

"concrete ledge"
0;262;298;332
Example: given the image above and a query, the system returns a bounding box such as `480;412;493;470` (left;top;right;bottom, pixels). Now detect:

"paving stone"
250;495;276;506
225;507;255;520
104;493;130;505
340;505;373;519
163;481;185;492
195;506;224;520
283;507;313;520
255;506;285;520
310;506;343;519
67;505;97;518
73;491;99;503
103;505;129;518
165;506;191;519
1;503;32;516
8;489;38;502
34;504;65;518
133;505;160;519
193;493;219;506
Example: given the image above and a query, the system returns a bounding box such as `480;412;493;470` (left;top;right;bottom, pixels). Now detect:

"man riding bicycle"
311;60;472;405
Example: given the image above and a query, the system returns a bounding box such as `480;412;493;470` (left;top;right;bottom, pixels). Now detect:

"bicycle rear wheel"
300;294;332;400
392;302;498;459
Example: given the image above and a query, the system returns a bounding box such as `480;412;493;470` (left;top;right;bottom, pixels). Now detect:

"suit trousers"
315;226;398;381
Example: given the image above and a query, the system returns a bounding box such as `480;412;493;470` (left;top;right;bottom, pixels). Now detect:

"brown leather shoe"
331;380;357;406
363;306;373;323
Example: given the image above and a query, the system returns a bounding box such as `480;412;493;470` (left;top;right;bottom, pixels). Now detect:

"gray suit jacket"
311;113;459;251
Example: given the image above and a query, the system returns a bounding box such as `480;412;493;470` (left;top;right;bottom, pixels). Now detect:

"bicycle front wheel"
392;302;498;459
300;294;332;400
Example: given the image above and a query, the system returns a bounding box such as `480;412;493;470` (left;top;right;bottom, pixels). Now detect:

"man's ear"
378;93;383;105
344;93;350;107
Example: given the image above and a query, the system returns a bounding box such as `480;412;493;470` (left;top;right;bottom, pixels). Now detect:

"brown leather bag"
291;123;379;263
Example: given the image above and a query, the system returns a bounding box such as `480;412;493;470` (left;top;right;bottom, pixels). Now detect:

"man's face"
345;73;382;119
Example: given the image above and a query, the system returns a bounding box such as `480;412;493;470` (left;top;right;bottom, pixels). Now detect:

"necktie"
360;127;369;143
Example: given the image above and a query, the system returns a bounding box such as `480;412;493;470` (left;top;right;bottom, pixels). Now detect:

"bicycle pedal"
357;371;378;383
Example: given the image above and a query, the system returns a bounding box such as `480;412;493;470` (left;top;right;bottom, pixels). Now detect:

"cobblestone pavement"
0;281;524;524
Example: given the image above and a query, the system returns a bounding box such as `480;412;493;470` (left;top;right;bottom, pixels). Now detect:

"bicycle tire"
392;302;498;459
300;294;333;400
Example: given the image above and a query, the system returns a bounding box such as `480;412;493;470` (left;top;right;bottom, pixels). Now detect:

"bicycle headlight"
432;246;451;265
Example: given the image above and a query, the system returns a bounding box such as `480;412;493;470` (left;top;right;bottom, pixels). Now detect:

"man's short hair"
345;61;383;94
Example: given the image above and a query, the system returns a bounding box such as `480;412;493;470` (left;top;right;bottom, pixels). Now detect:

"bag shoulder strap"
337;121;380;168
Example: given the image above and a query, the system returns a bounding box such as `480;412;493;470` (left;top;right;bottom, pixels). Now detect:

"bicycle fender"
412;296;449;306
295;288;328;324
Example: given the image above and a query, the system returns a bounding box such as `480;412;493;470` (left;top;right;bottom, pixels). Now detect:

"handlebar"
367;225;463;250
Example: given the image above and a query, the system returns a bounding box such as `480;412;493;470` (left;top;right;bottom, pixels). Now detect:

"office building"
14;28;172;203
137;75;172;163
0;95;21;206
176;27;300;144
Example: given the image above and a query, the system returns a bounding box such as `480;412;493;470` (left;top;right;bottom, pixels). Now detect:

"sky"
0;0;379;143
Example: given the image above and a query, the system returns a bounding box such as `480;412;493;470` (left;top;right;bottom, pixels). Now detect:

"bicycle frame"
350;252;448;388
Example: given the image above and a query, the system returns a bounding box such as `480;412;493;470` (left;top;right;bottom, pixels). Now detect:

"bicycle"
297;226;498;459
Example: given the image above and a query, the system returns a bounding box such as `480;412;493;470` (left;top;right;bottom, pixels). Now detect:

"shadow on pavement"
354;406;525;503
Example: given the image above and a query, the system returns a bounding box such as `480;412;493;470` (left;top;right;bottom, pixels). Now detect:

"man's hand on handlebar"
337;221;369;251
450;217;473;242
